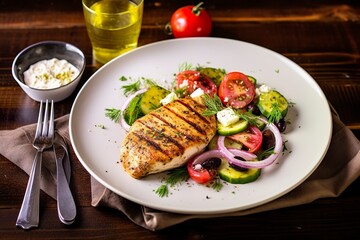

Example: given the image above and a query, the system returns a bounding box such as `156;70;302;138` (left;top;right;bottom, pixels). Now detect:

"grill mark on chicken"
149;112;195;141
137;119;185;153
177;98;212;125
120;97;217;179
132;131;172;157
163;105;207;135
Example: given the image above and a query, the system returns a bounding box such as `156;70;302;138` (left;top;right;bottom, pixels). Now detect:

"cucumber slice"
207;135;243;150
254;118;266;130
218;159;261;184
217;119;248;136
245;112;266;131
199;67;226;87
257;90;288;121
139;86;170;115
247;75;257;85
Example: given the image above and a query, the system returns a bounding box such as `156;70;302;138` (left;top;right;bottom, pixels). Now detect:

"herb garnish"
178;62;194;72
119;76;127;81
121;79;140;96
267;103;283;123
105;108;121;122
257;147;275;160
201;94;223;116
121;77;158;96
210;177;223;192
124;95;143;125
155;167;189;197
238;112;260;126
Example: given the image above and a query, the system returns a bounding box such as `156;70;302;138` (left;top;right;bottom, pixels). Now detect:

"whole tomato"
169;2;212;38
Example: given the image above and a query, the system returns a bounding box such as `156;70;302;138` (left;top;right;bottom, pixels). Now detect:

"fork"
16;100;54;230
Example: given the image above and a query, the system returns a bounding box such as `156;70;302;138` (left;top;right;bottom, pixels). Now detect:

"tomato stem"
192;2;204;16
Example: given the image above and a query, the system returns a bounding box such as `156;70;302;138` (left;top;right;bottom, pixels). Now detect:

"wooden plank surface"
0;0;359;239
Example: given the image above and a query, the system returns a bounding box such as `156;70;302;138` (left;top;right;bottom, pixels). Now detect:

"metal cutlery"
53;133;76;224
16;100;54;229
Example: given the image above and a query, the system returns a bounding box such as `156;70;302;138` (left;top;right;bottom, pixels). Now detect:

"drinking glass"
82;0;144;64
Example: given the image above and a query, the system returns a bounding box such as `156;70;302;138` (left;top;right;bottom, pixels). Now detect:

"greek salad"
105;64;291;197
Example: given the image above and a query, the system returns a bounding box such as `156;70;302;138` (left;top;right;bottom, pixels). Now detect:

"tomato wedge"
228;125;263;153
176;70;217;96
187;158;217;184
218;72;255;109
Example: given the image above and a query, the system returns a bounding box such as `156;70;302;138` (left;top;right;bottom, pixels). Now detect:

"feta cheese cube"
256;84;272;96
160;92;178;105
190;88;205;98
216;108;239;127
178;80;189;89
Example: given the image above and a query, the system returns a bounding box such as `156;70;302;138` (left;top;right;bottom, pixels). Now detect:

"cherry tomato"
176;70;217;96
218;72;255;109
228;125;263;153
170;2;212;38
187;158;217;184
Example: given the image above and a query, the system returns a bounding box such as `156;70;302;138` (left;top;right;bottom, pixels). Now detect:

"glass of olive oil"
82;0;143;64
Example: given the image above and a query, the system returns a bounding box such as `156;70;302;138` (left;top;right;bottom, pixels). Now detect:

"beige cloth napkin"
1;113;360;231
0;115;70;200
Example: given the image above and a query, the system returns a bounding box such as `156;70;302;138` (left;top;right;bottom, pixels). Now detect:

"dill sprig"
155;167;189;198
105;108;121;122
257;147;275;160
239;112;259;126
142;77;157;87
178;62;194;72
267;103;283;123
201;94;224;116
210;177;223;192
119;76;127;81
121;79;141;96
121;77;161;96
155;185;169;198
174;87;188;98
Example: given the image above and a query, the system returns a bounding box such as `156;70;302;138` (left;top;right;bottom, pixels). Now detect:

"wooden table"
1;0;359;238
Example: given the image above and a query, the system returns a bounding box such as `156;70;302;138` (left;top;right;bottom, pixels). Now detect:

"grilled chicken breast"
120;97;216;179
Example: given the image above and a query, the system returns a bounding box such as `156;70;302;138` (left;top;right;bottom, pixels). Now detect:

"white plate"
69;38;332;214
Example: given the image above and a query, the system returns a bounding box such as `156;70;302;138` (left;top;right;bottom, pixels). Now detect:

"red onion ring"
192;118;283;169
217;136;257;161
120;88;148;131
217;120;283;168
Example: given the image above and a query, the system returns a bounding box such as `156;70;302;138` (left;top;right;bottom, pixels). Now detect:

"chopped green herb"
105;108;121;122
267;103;283;123
178;62;194;72
155;185;169;197
119;76;127;81
174;87;188;98
95;124;105;129
201;94;223;116
239;112;259;126
142;78;157;87
155;167;189;197
210;177;223;192
121;80;140;96
257;147;275;160
282;140;289;153
124;95;143;125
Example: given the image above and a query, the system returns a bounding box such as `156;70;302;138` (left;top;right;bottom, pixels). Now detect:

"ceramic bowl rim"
12;40;86;92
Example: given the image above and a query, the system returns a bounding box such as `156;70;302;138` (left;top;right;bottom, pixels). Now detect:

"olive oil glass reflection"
82;0;144;64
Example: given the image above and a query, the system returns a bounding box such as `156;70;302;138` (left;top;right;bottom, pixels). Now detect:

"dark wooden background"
1;0;359;239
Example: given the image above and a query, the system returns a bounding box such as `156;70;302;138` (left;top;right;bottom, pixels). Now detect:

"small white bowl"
12;41;86;102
